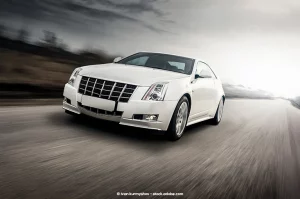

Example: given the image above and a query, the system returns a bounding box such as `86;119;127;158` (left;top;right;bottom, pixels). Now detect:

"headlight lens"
142;82;168;101
68;68;82;86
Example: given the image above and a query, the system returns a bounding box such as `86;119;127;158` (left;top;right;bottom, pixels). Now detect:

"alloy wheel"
217;100;224;122
175;101;188;136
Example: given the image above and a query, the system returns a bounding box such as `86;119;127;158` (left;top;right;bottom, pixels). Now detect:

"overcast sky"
1;0;300;97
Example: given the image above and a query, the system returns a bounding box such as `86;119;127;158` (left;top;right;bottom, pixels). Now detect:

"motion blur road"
1;99;300;199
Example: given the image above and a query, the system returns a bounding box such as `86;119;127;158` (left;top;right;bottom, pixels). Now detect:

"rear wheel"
166;96;189;141
211;98;224;125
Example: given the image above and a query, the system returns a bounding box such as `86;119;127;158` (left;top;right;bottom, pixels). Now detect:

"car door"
189;61;215;120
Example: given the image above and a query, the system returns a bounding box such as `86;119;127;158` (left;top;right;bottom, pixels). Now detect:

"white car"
63;52;225;140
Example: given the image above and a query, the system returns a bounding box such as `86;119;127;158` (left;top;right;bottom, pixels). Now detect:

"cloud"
62;1;141;22
0;0;169;33
62;1;169;33
94;0;166;17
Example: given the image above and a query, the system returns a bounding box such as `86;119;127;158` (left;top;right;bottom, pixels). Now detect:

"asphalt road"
0;99;300;199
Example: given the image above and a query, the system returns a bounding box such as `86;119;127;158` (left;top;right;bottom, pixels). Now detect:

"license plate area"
81;95;115;112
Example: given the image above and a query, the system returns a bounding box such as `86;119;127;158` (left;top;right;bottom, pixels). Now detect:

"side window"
126;56;149;66
196;62;205;75
196;62;216;79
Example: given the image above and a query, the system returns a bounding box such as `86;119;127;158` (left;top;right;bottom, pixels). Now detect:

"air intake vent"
78;102;123;116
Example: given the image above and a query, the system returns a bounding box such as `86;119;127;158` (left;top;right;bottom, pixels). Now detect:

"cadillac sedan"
63;52;225;140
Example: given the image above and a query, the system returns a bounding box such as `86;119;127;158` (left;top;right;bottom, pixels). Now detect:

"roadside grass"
0;48;75;88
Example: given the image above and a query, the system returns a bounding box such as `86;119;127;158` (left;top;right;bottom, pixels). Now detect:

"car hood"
79;63;190;86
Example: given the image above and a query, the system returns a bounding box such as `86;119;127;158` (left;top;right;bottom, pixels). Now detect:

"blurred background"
1;1;300;199
0;0;299;106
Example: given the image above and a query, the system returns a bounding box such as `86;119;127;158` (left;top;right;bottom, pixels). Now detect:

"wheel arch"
166;93;192;132
183;93;192;114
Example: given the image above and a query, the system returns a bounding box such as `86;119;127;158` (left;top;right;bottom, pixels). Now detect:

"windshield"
117;53;195;75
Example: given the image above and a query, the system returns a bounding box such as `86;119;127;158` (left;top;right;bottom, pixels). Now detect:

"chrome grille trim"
78;76;137;103
91;79;97;95
84;77;90;95
118;85;127;102
99;80;105;97
108;82;116;99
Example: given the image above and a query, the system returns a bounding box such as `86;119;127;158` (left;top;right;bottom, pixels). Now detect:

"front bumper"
62;83;177;131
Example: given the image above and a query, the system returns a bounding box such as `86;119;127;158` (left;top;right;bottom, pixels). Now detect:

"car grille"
78;76;137;103
78;102;123;116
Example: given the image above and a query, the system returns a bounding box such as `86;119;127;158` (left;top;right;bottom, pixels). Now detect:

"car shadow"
49;111;166;142
48;111;214;145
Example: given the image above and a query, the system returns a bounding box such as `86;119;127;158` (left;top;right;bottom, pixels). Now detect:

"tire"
166;96;189;141
211;98;224;125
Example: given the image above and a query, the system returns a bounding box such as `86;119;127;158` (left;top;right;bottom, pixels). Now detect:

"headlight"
68;68;82;86
142;82;169;101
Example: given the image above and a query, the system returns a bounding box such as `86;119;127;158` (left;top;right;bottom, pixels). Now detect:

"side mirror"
195;73;212;79
113;57;122;63
201;74;212;78
196;70;212;78
195;74;201;79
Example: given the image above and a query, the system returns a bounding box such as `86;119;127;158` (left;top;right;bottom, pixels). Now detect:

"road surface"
0;99;300;199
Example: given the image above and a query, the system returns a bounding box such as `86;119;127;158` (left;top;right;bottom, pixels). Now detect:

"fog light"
143;114;158;121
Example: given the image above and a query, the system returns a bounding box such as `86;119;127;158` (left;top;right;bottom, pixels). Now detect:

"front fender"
164;78;193;101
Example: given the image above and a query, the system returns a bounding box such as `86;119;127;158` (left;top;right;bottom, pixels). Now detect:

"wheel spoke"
175;101;188;136
176;123;181;133
217;100;224;122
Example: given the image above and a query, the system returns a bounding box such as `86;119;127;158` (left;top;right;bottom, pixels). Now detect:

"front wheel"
166;96;189;141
